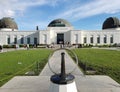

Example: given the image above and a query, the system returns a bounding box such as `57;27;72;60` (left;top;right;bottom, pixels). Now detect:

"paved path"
1;75;120;92
40;49;83;76
0;48;26;53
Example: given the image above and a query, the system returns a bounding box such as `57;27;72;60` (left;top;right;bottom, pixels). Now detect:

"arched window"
90;35;93;43
7;35;10;44
14;35;17;44
97;35;100;43
27;37;30;44
34;37;37;44
104;35;107;43
110;35;113;43
83;37;87;43
20;35;24;44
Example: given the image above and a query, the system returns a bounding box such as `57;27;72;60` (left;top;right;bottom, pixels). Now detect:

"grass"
72;48;120;83
0;49;52;87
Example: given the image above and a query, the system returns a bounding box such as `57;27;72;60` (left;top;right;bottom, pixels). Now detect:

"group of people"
17;44;30;50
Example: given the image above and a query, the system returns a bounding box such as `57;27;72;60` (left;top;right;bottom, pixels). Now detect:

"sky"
0;0;120;31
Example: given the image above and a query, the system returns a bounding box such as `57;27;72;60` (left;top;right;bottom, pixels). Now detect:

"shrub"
3;45;16;48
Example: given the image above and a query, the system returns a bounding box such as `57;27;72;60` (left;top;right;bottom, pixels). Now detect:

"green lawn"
72;48;120;83
0;49;52;86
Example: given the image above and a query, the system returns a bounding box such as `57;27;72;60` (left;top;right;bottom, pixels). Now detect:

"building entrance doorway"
57;33;64;44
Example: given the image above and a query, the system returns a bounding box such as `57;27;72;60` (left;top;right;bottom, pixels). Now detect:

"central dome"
48;19;72;27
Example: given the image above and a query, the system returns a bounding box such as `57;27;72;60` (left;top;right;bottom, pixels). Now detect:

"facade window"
7;37;10;44
27;37;30;44
97;36;100;43
110;36;113;43
90;36;93;43
83;37;87;43
14;36;17;44
7;36;10;44
21;37;24;44
104;35;107;43
34;37;37;44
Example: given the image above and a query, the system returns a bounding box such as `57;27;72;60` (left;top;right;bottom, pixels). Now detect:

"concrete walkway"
0;48;26;53
0;49;120;92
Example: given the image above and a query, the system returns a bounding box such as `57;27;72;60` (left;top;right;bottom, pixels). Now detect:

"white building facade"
0;17;120;46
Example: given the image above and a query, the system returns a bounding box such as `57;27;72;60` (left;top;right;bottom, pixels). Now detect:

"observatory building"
0;17;120;46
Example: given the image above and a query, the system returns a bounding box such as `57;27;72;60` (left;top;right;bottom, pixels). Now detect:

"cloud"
0;0;59;18
1;0;119;30
54;0;120;21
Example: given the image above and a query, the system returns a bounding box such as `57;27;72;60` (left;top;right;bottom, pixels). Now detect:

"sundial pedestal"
49;52;78;92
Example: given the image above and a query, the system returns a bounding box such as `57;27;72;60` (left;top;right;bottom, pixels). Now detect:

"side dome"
48;19;72;27
0;17;18;30
102;17;120;29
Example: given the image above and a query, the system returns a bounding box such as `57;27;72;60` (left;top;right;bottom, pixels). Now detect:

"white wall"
48;27;73;44
81;30;120;45
71;30;82;44
64;31;71;43
70;29;120;45
0;28;120;45
39;30;50;44
0;30;38;45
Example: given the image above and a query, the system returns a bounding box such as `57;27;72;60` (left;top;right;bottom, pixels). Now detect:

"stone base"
49;81;77;92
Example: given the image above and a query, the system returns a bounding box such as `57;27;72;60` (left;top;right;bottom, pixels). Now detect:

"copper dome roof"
0;17;18;30
48;19;72;27
102;17;120;29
